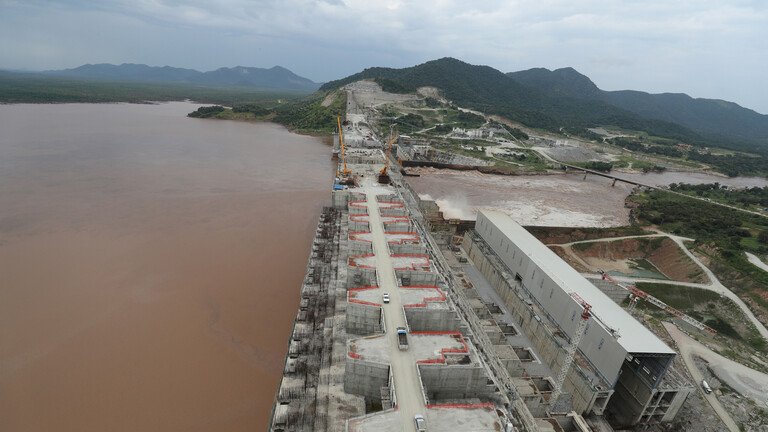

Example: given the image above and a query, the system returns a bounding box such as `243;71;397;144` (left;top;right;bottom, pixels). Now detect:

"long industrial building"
466;210;692;425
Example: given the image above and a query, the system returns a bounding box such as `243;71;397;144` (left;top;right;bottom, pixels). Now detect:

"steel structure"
598;271;716;335
551;293;592;402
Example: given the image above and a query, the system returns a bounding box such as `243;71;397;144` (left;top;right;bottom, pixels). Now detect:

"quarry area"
269;81;768;432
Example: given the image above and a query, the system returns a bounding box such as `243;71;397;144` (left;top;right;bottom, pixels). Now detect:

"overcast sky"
1;0;766;113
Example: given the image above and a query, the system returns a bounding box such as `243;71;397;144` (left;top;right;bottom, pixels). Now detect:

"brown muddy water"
406;167;768;228
0;102;333;431
406;168;634;227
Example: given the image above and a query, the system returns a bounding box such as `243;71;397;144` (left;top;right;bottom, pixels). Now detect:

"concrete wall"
384;222;412;232
659;388;692;422
344;358;390;401
381;207;407;217
347;153;384;164
348;205;368;215
334;191;367;209
418;364;495;401
389;242;426;255
332;190;349;209
346;302;383;335
349;220;370;231
397;269;438;286
404;308;461;332
496;346;541;377
608;364;692;425
482;323;505;344
349;239;373;255
347;266;377;287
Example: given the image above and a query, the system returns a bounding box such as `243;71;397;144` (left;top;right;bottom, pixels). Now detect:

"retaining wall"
397;269;438;286
419;364;495;401
405;308;462;332
346;302;383;335
344;358;390;402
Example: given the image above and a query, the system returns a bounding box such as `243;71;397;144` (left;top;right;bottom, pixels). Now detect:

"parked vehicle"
702;380;712;394
413;414;426;432
396;327;409;350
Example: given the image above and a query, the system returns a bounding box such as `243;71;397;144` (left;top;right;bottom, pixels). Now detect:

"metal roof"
479;210;675;355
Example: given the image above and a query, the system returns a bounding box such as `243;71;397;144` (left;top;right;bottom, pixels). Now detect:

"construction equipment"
336;116;353;184
551;292;592;403
396;327;409;350
378;124;397;184
598;270;716;334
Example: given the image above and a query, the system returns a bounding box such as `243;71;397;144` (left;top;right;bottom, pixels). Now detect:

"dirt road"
562;232;768;343
664;324;738;431
664;323;768;418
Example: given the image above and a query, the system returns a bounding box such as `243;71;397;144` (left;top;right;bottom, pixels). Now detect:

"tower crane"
336;116;352;183
598;270;716;335
551;292;592;403
378;124;397;184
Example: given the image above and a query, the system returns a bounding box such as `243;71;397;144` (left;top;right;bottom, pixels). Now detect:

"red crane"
599;270;716;335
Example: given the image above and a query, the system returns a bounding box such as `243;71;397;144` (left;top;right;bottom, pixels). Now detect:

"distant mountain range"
41;63;321;92
507;67;768;148
322;58;768;152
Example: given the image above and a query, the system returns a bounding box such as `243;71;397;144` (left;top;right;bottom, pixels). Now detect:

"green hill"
507;67;768;151
321;58;709;148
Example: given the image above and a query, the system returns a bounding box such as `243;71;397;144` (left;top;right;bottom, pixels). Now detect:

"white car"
414;414;426;432
382;293;390;304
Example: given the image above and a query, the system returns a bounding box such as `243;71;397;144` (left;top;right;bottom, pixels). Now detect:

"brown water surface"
0;102;332;431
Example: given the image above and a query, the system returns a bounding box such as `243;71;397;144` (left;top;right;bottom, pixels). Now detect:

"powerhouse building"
471;210;692;426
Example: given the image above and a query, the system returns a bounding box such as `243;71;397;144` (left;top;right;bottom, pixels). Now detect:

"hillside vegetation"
508;66;768;152
321;58;768;154
186;91;347;134
0;71;304;104
632;189;768;347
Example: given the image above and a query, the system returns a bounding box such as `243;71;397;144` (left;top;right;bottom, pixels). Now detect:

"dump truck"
396;327;408;350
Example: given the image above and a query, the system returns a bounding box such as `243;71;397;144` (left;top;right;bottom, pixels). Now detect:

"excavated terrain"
566;237;707;283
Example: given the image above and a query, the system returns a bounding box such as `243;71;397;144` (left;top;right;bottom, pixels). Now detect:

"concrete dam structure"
268;83;693;432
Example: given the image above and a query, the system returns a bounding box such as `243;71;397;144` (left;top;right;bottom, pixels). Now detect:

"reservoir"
0;102;333;431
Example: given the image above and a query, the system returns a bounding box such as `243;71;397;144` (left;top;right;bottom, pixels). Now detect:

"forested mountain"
323;57;766;152
507;67;768;148
194;66;318;90
42;63;320;91
507;67;602;100
323;58;706;147
44;63;200;82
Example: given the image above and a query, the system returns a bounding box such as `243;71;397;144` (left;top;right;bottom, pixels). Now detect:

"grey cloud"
1;0;766;113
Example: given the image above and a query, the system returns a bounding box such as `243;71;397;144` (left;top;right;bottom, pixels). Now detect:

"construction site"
267;82;718;432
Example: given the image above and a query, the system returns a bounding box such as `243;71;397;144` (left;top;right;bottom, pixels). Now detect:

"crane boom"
551;293;592;403
337;116;350;177
378;124;397;183
599;271;716;334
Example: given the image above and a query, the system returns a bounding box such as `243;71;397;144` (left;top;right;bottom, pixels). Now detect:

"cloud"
1;0;767;112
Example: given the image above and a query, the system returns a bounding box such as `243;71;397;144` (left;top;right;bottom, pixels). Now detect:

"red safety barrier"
426;402;494;410
412;331;469;364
